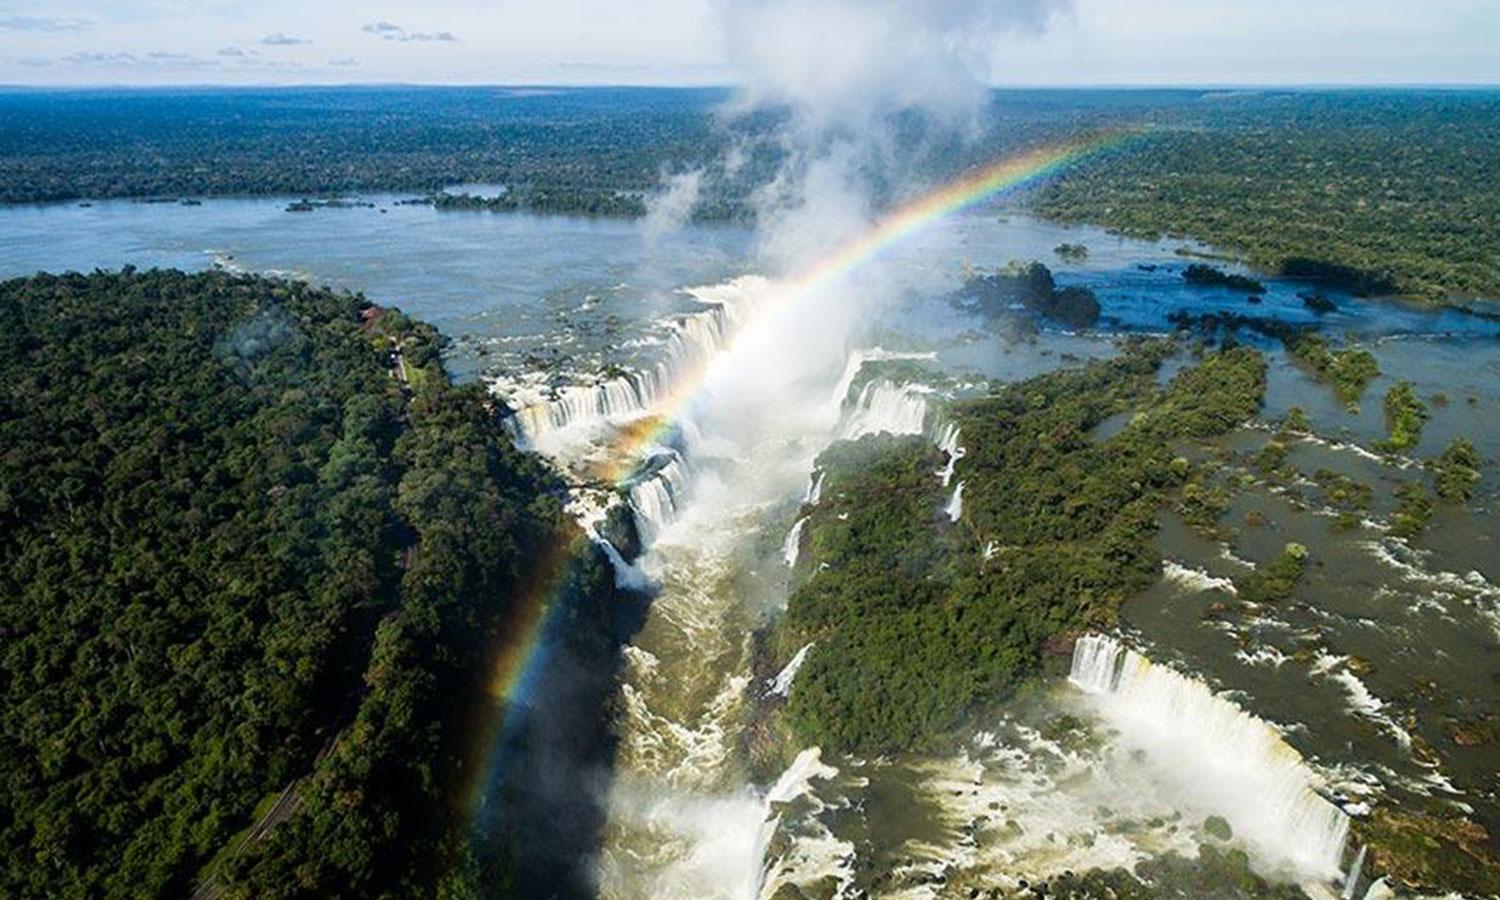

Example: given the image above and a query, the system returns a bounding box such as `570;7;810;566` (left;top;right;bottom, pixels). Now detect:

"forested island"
955;260;1102;329
0;269;617;898
773;342;1266;753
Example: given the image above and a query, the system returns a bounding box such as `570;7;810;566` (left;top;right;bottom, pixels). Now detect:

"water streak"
768;643;814;698
945;480;965;522
783;516;808;568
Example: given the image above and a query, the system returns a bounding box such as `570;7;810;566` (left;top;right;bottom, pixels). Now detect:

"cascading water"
803;471;824;505
828;348;937;418
1342;843;1368;900
592;532;653;591
507;369;661;446
783;516;807;568
504;283;753;448
767;643;814;698
839;379;930;440
526;272;858;900
944;480;964;522
935;422;965;487
1069;634;1353;882
627;450;694;545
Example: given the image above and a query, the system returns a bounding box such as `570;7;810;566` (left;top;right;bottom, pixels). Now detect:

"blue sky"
2;0;1496;86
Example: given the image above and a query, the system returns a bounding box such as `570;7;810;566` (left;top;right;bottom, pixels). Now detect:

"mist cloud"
642;170;705;242
717;0;1070;271
673;0;1073;418
725;0;1068;132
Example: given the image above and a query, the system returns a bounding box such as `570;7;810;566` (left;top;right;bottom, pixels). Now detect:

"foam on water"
876;725;1199;898
1162;560;1239;595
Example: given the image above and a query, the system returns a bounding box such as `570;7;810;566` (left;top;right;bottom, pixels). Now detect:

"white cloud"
361;20;457;43
0;15;91;32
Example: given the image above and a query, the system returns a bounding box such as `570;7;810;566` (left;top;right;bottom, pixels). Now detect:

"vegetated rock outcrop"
955;260;1102;329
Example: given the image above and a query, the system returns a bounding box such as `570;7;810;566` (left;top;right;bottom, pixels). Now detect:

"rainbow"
603;126;1141;479
466;126;1141;820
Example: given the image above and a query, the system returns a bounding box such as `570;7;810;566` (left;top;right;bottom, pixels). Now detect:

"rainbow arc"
469;127;1142;816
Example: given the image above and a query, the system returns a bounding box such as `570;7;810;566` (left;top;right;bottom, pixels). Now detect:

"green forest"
0;269;583;898
1032;92;1500;302
776;342;1268;753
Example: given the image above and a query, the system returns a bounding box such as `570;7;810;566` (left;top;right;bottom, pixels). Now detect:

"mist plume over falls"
720;0;1070;262
583;4;1081;898
644;0;1074;434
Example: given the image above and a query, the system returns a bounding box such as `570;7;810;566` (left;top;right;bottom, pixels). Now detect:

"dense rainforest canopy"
1031;91;1500;302
0;269;575;898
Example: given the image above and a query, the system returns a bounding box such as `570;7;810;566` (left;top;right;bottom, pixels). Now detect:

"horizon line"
3;80;1499;93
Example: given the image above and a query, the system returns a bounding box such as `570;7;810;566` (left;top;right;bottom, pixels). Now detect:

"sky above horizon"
2;0;1496;87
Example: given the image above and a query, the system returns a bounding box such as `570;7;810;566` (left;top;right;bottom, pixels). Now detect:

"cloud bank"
362;21;459;43
0;15;91;33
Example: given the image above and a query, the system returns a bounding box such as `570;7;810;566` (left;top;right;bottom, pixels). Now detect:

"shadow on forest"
475;542;655;899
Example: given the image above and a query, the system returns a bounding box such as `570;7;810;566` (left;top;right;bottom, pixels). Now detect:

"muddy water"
1123;340;1500;844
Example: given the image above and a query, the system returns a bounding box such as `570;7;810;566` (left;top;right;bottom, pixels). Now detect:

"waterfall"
505;296;742;447
753;749;843;900
627;451;693;546
1069;634;1352;882
803;471;824;505
592;533;653;591
767;643;814;697
936;423;965;487
828;348;938;416
508;369;659;445
945;480;965;522
839;379;930;440
783;516;808;568
1342;844;1368;900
